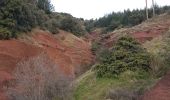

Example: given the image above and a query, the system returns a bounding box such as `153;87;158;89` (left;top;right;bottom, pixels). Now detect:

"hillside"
0;0;170;99
104;14;170;45
90;14;170;48
74;13;170;100
0;29;94;100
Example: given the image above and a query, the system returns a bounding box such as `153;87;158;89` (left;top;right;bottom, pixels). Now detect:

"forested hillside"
85;5;170;33
0;0;86;39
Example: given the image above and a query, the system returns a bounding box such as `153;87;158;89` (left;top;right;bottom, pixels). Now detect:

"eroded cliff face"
0;30;94;100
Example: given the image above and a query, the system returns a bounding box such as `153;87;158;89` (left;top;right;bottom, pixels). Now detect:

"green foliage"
37;0;54;14
59;16;86;36
96;48;111;63
86;6;170;33
84;19;95;32
0;0;44;38
91;42;101;54
144;30;170;77
74;69;156;100
0;27;12;39
0;0;86;39
94;36;151;78
42;18;59;34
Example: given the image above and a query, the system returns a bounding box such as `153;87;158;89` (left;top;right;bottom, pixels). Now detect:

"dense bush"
42;18;59;34
0;0;86;39
37;0;54;14
0;27;12;39
59;16;86;36
0;0;51;38
94;35;151;78
84;19;95;32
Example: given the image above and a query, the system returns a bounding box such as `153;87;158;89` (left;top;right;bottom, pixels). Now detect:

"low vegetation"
74;69;156;100
94;35;150;78
74;31;170;99
144;29;170;77
74;36;154;100
5;54;73;100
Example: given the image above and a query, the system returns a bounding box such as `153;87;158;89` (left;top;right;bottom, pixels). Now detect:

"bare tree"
152;0;155;16
145;0;149;20
5;53;73;100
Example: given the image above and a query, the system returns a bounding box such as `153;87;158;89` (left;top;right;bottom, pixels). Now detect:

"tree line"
85;5;170;33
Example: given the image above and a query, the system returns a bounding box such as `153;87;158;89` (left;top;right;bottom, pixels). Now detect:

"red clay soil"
131;25;169;43
0;40;43;100
33;30;94;77
102;14;170;47
0;30;94;100
142;71;170;100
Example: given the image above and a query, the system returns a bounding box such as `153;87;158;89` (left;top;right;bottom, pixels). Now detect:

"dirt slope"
0;40;43;100
0;30;94;100
101;14;170;47
142;71;170;100
31;30;94;76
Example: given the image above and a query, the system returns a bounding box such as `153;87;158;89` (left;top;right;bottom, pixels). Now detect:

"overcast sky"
51;0;170;19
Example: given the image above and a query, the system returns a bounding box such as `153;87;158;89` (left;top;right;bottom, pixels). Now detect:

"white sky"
51;0;170;19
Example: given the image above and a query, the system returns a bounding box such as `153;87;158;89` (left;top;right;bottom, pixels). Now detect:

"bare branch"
5;53;73;100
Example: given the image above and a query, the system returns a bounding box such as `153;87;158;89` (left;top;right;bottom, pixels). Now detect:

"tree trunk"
146;0;149;20
152;0;155;16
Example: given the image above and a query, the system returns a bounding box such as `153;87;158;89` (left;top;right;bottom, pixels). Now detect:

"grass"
143;31;170;77
73;70;157;100
74;71;116;100
55;32;82;47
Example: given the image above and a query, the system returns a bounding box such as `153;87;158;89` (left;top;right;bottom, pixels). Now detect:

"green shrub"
91;42;101;54
94;35;151;78
0;0;56;39
96;48;111;62
0;0;87;39
0;27;12;39
42;18;59;34
60;17;86;36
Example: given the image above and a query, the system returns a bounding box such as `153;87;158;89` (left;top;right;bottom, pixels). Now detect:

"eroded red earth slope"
102;14;170;47
0;30;94;100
